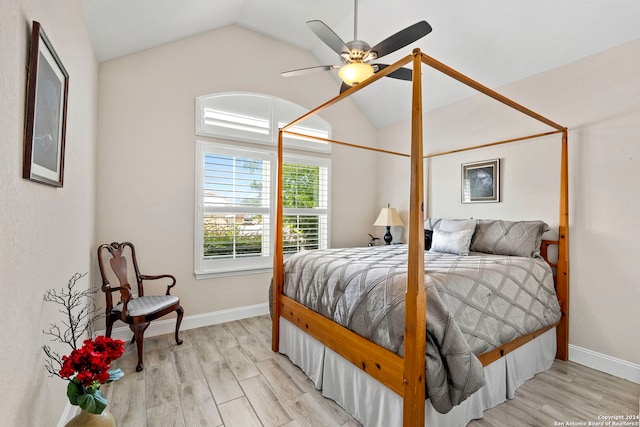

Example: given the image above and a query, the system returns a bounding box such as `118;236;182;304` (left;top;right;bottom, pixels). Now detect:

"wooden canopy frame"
272;48;569;426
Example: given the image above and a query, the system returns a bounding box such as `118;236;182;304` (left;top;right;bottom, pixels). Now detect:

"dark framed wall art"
23;21;69;187
461;158;500;203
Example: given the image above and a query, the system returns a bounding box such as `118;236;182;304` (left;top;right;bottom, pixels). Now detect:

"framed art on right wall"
461;158;500;203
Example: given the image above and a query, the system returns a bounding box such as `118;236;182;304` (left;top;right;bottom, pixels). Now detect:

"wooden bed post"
272;129;285;352
403;48;427;427
556;130;570;360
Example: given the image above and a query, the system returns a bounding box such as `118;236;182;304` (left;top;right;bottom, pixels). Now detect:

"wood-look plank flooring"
101;315;639;427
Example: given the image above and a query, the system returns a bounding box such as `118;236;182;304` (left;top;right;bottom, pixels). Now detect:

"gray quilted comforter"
282;245;561;413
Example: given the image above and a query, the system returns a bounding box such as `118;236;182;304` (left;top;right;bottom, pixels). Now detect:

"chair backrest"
97;242;144;310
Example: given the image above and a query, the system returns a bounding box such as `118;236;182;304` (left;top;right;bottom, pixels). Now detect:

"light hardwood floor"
101;316;639;427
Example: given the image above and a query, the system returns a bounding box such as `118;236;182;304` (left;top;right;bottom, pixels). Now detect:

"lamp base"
383;226;392;245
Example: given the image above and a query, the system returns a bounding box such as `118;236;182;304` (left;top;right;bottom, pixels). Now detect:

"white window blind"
203;151;271;260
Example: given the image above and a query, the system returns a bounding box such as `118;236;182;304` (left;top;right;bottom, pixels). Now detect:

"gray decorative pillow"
470;219;550;258
430;228;475;256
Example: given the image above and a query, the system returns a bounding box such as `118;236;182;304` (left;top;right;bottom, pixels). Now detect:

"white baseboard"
94;302;270;341
569;344;640;384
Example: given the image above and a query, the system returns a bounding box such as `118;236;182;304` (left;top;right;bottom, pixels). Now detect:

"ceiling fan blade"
281;65;338;77
373;64;412;81
307;20;350;55
369;21;432;60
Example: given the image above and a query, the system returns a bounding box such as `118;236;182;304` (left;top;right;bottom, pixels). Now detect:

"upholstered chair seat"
113;295;180;317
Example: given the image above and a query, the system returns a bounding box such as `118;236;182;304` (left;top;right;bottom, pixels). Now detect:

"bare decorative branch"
42;272;103;378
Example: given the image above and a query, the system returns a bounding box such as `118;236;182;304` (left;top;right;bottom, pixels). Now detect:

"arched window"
196;92;331;153
194;93;331;278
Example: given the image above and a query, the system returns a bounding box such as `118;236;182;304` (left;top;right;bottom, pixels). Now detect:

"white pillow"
430;228;475;256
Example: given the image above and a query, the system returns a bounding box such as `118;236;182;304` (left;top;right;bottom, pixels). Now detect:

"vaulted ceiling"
83;0;640;128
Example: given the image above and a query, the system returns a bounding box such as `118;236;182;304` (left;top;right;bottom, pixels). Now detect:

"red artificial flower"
58;336;125;387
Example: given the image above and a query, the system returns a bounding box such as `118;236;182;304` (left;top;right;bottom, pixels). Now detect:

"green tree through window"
282;163;321;253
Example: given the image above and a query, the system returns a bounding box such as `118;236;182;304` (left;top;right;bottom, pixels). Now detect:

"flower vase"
66;408;116;427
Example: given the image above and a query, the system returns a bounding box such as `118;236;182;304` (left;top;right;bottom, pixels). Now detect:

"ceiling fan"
281;0;432;93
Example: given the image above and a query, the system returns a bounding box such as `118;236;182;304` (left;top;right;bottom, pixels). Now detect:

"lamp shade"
373;207;404;227
338;62;374;86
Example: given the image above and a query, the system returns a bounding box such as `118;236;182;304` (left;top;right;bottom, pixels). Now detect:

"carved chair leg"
105;318;114;338
175;306;184;345
130;322;150;372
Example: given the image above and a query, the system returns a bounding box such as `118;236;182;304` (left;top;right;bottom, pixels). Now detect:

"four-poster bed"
272;48;569;426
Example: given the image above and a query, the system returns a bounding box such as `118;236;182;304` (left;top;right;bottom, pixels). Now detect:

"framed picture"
461;159;500;203
23;21;69;187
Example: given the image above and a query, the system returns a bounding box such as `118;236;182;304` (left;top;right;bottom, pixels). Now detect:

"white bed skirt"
279;317;557;427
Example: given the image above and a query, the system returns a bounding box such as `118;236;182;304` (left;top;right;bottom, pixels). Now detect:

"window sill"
195;267;273;280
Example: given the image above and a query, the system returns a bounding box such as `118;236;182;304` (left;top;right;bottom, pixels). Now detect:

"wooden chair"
97;241;184;371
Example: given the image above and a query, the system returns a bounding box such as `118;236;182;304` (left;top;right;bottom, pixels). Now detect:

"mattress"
281;245;561;412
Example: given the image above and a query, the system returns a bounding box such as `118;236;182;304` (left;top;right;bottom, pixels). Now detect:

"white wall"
95;25;378;318
376;38;640;366
0;0;98;425
371;120;413;243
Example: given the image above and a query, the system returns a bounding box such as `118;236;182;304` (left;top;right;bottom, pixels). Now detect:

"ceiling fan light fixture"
338;61;374;86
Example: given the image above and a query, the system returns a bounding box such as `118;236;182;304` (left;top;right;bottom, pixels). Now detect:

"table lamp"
373;205;404;245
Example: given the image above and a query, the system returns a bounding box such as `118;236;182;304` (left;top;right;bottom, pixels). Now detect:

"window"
196;92;332;153
281;155;329;254
195;93;331;278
